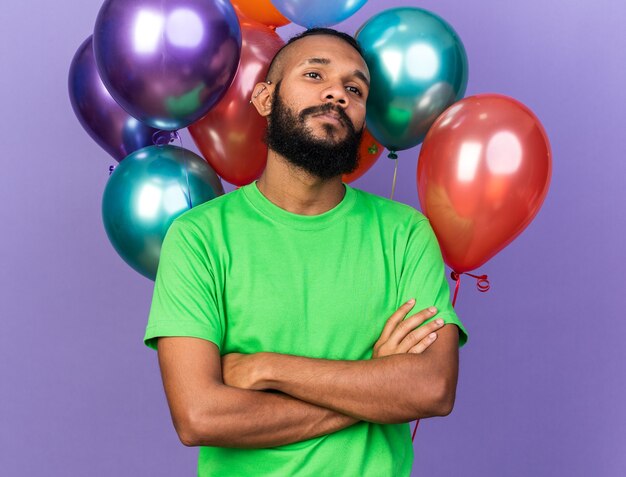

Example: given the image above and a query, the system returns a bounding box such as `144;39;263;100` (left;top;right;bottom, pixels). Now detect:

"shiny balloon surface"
417;94;552;273
231;0;290;28
93;0;241;130
357;7;468;151
102;145;224;280
271;0;367;28
68;36;158;161
342;129;384;183
189;18;284;186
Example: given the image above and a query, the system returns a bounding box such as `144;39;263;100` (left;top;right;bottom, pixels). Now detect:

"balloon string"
176;132;193;210
413;271;490;441
411;419;420;442
153;130;193;209
450;271;491;307
389;152;398;200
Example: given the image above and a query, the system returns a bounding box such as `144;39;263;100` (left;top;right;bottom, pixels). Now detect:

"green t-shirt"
144;180;468;477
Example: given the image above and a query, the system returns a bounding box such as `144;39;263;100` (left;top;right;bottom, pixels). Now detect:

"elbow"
174;407;218;448
174;411;202;447
178;428;198;448
430;378;457;417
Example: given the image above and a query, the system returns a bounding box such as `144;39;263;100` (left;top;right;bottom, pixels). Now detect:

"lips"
313;111;344;126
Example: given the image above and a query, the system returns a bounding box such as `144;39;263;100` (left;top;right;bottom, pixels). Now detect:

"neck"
256;150;346;216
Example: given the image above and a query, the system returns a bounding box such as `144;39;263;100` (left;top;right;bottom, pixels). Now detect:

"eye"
304;72;322;79
346;85;362;96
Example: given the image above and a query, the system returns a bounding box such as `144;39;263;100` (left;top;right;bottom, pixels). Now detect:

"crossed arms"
156;301;460;449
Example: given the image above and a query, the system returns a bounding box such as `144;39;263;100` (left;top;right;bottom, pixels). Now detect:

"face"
274;35;369;139
261;35;371;180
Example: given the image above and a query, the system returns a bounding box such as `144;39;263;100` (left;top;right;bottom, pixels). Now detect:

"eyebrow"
298;57;370;89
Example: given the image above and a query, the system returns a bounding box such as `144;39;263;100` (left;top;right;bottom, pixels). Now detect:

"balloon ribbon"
411;419;420;441
450;271;490;307
152;130;193;209
389;151;398;200
411;272;490;442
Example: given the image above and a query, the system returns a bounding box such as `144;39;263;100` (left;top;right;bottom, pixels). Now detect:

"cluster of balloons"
69;0;550;282
356;7;551;285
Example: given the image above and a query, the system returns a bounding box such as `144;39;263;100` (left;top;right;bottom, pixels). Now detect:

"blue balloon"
271;0;367;28
356;7;468;152
102;145;224;280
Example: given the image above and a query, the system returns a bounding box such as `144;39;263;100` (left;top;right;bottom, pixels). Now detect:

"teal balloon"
356;7;468;151
102;145;224;280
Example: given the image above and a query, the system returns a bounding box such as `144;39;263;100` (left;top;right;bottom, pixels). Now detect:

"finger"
398;318;444;353
408;332;438;354
387;306;438;347
377;299;416;344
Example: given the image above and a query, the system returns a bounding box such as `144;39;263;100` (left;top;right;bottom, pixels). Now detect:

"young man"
144;28;468;476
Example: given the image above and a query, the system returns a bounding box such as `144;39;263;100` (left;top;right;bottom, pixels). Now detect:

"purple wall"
2;0;624;475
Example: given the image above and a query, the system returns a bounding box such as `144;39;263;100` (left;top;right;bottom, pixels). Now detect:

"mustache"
298;103;354;130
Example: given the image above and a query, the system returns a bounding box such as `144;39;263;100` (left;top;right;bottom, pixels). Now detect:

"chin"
315;125;347;141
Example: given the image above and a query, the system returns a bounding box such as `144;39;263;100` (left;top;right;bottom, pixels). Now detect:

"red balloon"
189;19;284;186
343;129;384;184
417;94;551;273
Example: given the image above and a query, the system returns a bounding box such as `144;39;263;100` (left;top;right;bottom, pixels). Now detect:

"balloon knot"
387;151;398;160
108;165;116;176
450;271;489;306
152;130;180;146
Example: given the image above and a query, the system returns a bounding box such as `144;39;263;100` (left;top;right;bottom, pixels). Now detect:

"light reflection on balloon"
133;11;164;54
486;131;522;175
406;44;439;80
166;9;204;47
456;142;482;182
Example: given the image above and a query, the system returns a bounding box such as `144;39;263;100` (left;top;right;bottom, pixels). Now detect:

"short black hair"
266;28;363;82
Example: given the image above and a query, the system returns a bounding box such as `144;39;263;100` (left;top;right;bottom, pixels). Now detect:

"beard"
264;82;363;180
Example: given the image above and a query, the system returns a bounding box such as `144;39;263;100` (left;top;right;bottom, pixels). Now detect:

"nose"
321;82;348;108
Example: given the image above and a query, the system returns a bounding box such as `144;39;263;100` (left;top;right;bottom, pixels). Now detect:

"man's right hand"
372;299;444;358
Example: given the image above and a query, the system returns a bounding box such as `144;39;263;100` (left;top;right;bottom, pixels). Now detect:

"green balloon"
102;145;224;280
357;7;468;151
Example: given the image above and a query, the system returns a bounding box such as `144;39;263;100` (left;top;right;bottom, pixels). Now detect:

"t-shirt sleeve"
143;219;224;351
396;214;468;347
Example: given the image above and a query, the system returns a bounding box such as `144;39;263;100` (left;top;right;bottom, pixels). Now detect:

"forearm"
186;384;358;448
258;353;450;424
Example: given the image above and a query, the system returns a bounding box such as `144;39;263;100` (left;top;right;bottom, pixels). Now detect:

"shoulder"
349;185;428;226
171;187;245;232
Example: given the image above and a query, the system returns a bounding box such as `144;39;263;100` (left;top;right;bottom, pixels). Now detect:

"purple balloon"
68;36;159;161
93;0;241;131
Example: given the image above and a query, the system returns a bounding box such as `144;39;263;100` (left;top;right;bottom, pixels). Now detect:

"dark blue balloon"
68;36;158;161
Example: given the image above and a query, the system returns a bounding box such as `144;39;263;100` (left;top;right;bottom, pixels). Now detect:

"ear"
250;81;274;117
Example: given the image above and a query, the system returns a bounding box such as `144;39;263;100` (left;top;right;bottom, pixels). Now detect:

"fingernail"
428;306;437;314
429;333;437;340
407;298;415;305
436;319;444;326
